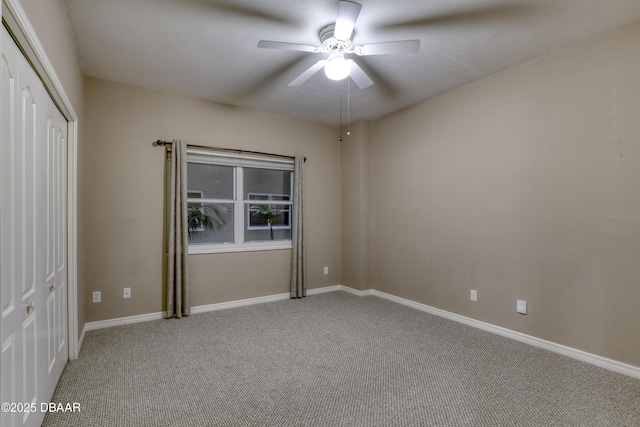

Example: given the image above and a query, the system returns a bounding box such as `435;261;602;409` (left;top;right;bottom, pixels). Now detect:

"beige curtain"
166;140;190;318
290;155;306;298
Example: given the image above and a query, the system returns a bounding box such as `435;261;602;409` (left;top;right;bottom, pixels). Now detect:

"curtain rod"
153;140;305;162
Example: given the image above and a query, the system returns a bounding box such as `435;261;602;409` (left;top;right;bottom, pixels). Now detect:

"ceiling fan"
257;1;420;89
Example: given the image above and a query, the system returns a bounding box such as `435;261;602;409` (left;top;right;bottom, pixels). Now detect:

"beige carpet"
43;292;640;426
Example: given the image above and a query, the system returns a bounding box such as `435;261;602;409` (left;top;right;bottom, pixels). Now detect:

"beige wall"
340;120;371;291
20;0;87;338
84;78;340;322
371;22;640;367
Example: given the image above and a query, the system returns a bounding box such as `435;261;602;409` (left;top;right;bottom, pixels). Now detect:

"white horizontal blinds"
187;149;294;171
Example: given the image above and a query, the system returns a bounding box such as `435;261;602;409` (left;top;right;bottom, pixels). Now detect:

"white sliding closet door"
1;24;68;427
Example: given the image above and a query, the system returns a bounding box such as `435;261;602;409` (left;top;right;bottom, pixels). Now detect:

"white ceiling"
62;0;640;126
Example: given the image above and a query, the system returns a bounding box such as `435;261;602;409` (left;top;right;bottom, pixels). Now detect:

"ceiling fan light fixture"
324;55;351;81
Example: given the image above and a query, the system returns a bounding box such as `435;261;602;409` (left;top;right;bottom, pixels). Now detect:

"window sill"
188;240;292;255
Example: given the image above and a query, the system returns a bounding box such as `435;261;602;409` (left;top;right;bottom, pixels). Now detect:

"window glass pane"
244;168;291;200
187;163;234;200
245;204;292;242
187;203;234;244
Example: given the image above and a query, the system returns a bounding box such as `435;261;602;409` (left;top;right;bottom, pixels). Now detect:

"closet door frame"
2;0;80;360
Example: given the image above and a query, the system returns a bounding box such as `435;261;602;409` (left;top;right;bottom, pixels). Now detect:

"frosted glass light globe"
324;56;351;81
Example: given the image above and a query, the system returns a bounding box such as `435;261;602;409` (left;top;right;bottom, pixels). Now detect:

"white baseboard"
306;285;342;295
338;286;374;297
307;284;372;296
78;284;640;379
370;289;640;380
84;311;166;331
75;327;86;359
82;289;314;333
191;292;291;314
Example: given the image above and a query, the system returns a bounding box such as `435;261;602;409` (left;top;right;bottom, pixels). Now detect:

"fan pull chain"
339;93;343;141
347;77;351;136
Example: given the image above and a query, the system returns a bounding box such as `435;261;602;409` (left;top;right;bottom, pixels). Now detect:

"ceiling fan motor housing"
319;24;353;53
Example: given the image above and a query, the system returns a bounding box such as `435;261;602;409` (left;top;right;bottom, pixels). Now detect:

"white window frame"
186;149;294;254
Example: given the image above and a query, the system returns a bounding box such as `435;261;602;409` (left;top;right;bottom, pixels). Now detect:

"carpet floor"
43;291;640;426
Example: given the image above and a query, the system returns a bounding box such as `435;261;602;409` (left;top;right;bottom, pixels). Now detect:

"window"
186;150;294;253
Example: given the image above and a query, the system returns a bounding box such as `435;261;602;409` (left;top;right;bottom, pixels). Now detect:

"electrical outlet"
92;291;101;303
517;300;527;314
323;267;329;275
470;289;477;301
123;288;131;299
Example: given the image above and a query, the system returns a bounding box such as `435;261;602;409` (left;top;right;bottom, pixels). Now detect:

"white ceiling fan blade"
334;1;362;40
288;60;327;87
355;40;421;56
348;60;373;89
258;40;318;53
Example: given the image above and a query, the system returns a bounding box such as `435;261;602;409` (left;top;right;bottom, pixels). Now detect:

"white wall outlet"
470;289;477;301
92;291;101;303
123;287;131;299
517;299;527;314
323;266;329;275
